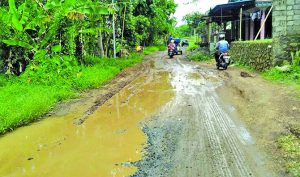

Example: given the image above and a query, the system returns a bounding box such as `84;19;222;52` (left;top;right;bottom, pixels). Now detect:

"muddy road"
0;51;296;177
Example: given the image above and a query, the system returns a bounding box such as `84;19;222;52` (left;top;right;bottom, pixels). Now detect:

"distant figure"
168;40;176;52
121;49;129;57
168;35;173;45
136;46;144;53
174;38;181;47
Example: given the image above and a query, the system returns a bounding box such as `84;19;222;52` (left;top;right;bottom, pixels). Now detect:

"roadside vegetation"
0;0;176;134
188;52;212;62
263;51;300;86
186;37;199;51
143;45;166;55
0;54;143;134
278;133;300;176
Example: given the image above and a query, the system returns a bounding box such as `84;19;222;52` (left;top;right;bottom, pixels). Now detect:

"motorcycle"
217;52;231;70
168;48;175;58
176;45;183;55
168;44;175;58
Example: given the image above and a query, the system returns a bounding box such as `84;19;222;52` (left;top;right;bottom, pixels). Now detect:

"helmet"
219;34;225;40
171;40;175;43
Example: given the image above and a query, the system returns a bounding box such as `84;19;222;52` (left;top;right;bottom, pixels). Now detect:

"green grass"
188;52;212;62
0;85;74;133
262;51;300;87
0;54;143;134
263;67;300;84
278;134;300;176
143;45;166;55
186;37;199;51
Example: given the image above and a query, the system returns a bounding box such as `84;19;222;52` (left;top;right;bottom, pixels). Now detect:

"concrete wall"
273;0;300;64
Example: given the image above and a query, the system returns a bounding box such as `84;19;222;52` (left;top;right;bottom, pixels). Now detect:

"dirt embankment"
216;66;300;175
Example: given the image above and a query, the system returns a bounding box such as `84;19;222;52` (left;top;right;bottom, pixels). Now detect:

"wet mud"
216;67;300;175
133;55;279;177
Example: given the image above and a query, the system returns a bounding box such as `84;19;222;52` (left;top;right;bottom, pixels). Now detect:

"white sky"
174;0;228;26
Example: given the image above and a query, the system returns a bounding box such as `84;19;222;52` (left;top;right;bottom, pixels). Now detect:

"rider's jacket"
216;40;230;53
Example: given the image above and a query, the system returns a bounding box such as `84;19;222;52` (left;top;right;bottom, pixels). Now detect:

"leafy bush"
263;51;300;85
230;39;273;71
187;44;199;51
186;37;199;51
0;0;176;74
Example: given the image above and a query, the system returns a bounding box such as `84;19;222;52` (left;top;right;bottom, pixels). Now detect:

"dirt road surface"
0;51;298;177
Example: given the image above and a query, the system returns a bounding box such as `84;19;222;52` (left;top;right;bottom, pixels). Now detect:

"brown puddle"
0;72;174;177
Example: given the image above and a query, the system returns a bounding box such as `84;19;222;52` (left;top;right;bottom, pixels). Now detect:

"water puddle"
0;72;174;177
187;72;201;80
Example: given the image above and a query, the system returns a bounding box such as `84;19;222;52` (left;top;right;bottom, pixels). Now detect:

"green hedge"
230;40;273;71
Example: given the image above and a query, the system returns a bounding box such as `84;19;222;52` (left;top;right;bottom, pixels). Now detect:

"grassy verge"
185;37;200;51
188;52;212;62
262;51;300;88
278;133;300;176
143;45;166;55
262;66;300;86
0;53;144;134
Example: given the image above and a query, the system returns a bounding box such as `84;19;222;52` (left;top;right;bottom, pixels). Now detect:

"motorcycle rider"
215;34;230;63
168;40;176;52
167;35;173;45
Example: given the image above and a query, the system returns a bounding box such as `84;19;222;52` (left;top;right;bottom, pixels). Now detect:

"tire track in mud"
200;96;253;177
132;54;276;177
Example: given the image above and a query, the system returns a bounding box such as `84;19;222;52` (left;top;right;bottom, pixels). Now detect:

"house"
205;0;272;45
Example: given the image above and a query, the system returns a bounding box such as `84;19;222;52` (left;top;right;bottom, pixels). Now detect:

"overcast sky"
174;0;228;26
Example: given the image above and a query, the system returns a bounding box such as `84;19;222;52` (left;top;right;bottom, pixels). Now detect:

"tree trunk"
98;29;104;57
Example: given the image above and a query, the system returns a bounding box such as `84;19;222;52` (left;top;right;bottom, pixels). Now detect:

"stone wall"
273;0;300;64
230;40;273;71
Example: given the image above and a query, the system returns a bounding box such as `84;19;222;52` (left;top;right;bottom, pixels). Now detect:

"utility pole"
112;0;116;58
239;7;243;41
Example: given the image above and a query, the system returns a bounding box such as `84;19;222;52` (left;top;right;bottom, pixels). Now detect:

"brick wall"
273;0;300;64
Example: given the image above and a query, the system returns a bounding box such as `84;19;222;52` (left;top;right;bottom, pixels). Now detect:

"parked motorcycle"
217;52;231;70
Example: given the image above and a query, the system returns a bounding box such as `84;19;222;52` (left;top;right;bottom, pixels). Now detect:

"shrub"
263;51;300;85
230;39;273;71
188;52;212;62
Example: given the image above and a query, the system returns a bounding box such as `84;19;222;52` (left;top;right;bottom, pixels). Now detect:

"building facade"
207;0;272;42
273;0;300;63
